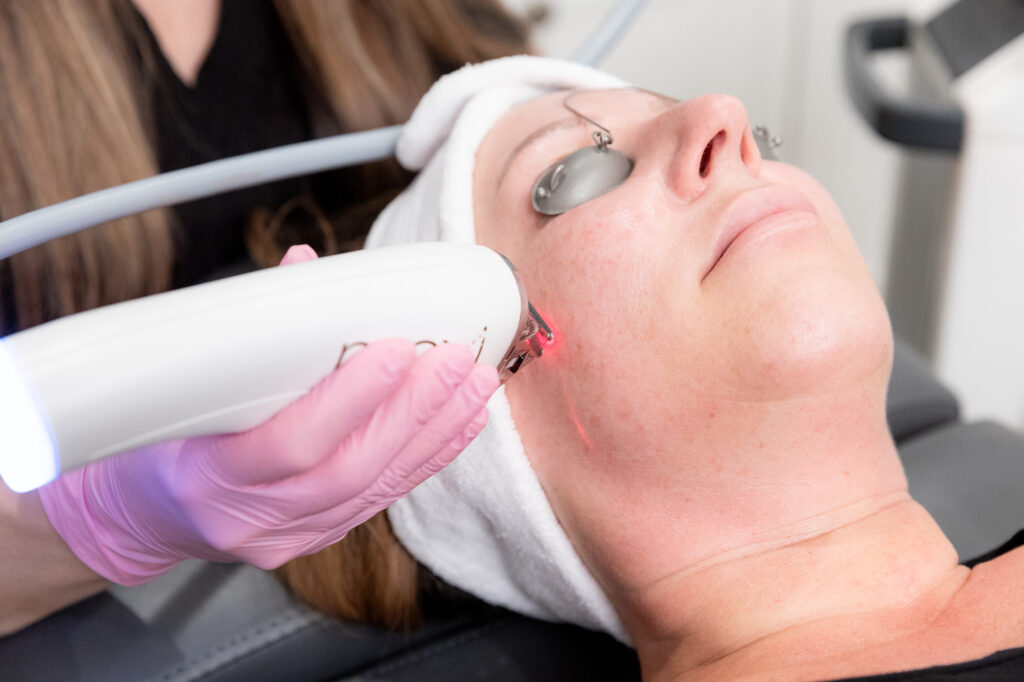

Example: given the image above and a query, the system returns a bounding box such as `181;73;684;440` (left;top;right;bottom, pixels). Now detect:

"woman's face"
472;89;894;591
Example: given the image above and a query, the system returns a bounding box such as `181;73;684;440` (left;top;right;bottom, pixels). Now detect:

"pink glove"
39;245;499;585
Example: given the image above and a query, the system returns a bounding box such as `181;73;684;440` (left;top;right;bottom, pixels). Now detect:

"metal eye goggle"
753;125;783;161
529;91;784;216
531;92;634;216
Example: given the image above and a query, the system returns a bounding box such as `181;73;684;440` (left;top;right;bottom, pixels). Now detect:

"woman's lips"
703;185;818;280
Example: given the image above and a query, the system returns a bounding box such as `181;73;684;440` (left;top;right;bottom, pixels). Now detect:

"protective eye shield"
531;89;782;217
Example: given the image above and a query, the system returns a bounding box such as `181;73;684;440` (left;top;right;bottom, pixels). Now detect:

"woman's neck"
132;0;221;86
627;497;969;681
509;329;973;679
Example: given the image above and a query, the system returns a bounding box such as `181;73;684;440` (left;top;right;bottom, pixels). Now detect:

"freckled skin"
472;90;901;634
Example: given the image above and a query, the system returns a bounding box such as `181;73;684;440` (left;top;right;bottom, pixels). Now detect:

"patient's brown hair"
276;514;423;629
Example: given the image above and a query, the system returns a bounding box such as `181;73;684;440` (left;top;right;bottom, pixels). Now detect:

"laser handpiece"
0;243;553;492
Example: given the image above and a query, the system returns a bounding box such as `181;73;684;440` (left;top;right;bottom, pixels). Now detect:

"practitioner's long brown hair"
0;0;530;327
0;0;531;627
0;1;173;329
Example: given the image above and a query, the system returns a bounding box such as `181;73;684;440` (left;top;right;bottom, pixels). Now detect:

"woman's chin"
739;274;892;401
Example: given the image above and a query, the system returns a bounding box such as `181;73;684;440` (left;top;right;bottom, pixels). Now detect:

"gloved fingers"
278;244;318;266
306;405;489;554
358;367;496;500
283;407;489;561
287;343;480;506
376;403;490;501
295;358;496;518
183;401;489;569
205;339;417;486
165;343;490;567
230;527;330;571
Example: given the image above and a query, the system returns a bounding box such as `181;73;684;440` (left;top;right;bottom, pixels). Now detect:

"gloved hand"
38;245;499;585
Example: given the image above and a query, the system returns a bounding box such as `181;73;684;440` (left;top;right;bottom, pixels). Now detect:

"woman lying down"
276;57;1024;681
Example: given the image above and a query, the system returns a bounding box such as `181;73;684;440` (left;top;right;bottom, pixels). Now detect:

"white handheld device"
0;243;552;492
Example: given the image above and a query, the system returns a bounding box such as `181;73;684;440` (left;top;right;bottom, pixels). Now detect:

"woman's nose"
646;94;761;201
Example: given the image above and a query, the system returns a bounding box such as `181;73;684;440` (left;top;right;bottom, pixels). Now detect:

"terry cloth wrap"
367;56;629;643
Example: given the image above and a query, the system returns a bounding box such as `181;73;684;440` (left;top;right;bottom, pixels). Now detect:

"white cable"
570;0;649;66
0;126;401;259
0;0;648;259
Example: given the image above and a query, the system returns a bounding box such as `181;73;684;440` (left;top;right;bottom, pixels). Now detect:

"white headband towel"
367;56;630;643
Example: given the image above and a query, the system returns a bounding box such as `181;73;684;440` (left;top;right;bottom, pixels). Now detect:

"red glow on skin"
568;401;595;452
531;310;594;451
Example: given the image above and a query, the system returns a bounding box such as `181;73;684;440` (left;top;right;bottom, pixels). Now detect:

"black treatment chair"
2;339;1022;682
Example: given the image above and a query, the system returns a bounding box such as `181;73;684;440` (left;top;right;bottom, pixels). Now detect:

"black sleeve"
832;646;1024;680
964;529;1024;568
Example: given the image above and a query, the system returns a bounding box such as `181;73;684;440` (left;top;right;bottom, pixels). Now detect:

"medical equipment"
0;243;552;493
531;89;782;216
845;0;1024;426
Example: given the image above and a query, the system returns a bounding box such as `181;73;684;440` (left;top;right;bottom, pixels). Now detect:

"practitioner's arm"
0;482;107;636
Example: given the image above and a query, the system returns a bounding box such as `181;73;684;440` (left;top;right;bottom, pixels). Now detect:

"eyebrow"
496;116;583;189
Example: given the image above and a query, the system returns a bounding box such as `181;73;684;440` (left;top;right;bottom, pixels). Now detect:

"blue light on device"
0;340;59;492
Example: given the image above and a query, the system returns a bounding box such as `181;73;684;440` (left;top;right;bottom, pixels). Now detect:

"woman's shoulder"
951;544;1024;634
797;551;1024;681
899;545;1024;671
